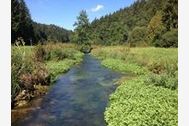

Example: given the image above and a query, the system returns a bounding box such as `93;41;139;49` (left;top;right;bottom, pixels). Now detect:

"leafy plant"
105;77;178;126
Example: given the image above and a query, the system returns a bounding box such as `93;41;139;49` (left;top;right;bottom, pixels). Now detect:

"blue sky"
25;0;135;30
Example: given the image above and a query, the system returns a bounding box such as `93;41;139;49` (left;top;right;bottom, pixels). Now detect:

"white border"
0;0;11;125
178;0;189;126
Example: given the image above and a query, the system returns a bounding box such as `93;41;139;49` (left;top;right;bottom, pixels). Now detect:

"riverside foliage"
92;46;178;126
11;43;83;107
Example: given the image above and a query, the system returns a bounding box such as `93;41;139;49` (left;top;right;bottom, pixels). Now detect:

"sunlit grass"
91;46;178;126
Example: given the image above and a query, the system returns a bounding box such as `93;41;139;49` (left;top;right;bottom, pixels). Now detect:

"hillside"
32;22;71;43
88;0;178;47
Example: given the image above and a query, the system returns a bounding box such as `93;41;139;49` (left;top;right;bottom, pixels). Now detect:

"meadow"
91;46;178;126
11;43;83;108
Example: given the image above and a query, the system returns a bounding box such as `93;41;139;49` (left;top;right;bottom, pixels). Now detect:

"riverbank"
11;43;84;109
91;46;178;126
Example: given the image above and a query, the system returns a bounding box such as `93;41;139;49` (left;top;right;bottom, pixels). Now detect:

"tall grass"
92;46;178;89
11;43;83;107
11;44;49;106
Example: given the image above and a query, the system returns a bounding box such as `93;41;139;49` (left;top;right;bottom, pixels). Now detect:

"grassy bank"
11;43;83;108
91;46;178;126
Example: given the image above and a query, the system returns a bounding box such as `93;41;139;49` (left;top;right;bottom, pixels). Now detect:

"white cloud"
91;4;104;12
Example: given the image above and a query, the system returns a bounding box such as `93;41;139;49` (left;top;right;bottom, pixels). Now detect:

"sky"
25;0;135;30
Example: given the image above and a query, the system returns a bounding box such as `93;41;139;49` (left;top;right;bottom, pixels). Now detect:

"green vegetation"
32;22;71;43
87;0;177;47
11;0;177;47
46;60;75;82
102;59;148;75
71;10;92;53
105;77;177;126
11;43;83;107
92;46;178;126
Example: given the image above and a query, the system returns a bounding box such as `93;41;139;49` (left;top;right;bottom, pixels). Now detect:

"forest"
11;0;178;126
12;0;177;47
87;0;178;47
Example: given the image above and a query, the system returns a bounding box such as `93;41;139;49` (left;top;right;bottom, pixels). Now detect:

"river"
12;54;122;126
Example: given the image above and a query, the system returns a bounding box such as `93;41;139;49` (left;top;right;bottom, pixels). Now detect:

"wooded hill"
85;0;178;47
12;0;178;47
11;0;71;45
32;22;71;43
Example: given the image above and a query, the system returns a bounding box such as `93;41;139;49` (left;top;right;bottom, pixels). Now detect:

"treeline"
86;0;178;47
32;22;71;43
11;0;71;45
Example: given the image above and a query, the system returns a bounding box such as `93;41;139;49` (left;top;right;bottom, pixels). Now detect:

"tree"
147;11;166;45
162;0;178;30
128;26;148;47
11;0;34;44
73;10;91;53
155;29;178;47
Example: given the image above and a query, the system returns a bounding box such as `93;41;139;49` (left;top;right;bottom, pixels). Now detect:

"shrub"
146;72;178;90
128;26;148;47
155;29;178;47
34;44;46;62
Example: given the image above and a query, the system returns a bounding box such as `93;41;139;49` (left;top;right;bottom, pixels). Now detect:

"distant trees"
33;22;71;43
86;0;178;47
11;0;71;45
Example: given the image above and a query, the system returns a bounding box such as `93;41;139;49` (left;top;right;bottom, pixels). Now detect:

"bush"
128;27;148;47
155;29;178;47
146;71;177;90
34;44;46;62
105;77;178;126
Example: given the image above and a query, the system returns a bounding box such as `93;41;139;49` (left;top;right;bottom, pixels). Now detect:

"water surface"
13;54;122;126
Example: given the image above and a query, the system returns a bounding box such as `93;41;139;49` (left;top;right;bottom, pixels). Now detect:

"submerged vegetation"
92;46;178;126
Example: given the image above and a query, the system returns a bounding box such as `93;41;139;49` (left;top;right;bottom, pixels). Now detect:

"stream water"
13;54;122;126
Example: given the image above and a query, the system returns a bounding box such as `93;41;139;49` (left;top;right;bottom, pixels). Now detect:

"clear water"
13;54;122;126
